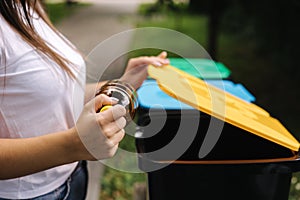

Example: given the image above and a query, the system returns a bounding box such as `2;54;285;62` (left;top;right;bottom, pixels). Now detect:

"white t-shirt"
0;11;86;199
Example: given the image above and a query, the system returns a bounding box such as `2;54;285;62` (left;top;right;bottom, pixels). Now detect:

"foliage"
101;166;146;200
220;0;300;78
217;2;300;139
188;0;300;79
138;1;188;16
130;6;208;59
290;172;300;200
100;122;147;200
44;2;89;24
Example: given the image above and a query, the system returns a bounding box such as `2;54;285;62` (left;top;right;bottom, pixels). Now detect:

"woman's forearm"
0;128;81;180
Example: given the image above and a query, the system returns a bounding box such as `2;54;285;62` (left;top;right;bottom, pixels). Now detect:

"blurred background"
44;0;300;199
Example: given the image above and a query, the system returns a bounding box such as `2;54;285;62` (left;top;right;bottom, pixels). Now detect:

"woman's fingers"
109;129;126;146
92;94;118;112
97;104;126;140
133;56;168;67
97;104;126;125
76;94;127;160
126;51;169;70
151;57;169;67
154;51;169;66
101;116;127;138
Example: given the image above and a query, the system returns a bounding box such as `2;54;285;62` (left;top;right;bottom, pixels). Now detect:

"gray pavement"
57;2;135;82
57;1;139;54
55;1;153;199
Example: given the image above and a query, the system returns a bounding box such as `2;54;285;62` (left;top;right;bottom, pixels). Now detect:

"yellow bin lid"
148;64;300;152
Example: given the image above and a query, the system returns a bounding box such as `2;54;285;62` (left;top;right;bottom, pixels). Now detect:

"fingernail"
153;61;162;67
163;59;170;64
110;97;119;103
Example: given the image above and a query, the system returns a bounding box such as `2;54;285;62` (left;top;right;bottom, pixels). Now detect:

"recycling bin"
169;58;231;79
135;79;300;200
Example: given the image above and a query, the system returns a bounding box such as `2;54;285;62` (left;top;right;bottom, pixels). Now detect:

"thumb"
85;94;115;113
157;51;167;59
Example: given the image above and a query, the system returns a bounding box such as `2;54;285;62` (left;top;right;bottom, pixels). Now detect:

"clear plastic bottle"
95;79;138;123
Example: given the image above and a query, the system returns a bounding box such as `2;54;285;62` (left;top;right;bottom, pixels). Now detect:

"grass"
44;2;90;24
101;166;146;200
100;121;147;200
128;6;208;58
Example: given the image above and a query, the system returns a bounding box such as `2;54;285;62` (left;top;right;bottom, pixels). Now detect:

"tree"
189;0;229;60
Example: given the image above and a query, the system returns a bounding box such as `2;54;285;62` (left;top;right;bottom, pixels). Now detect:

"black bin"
135;80;300;200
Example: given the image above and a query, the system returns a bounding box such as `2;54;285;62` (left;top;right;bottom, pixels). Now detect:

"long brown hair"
0;0;75;78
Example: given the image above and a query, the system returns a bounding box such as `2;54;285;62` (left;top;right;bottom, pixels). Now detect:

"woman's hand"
74;52;169;160
74;94;126;160
120;51;169;90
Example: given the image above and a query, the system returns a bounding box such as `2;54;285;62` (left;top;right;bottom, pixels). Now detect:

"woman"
0;0;168;199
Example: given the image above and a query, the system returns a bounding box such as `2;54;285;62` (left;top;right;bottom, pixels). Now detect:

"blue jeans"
0;161;88;200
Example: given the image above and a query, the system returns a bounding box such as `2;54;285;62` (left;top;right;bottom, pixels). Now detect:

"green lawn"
44;2;90;24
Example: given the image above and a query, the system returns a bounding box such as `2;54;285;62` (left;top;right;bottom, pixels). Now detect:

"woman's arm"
120;51;169;89
0;52;169;180
0;94;126;180
0;129;79;180
84;52;168;103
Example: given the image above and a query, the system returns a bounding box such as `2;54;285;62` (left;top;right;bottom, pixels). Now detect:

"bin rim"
137;155;300;173
151;155;300;165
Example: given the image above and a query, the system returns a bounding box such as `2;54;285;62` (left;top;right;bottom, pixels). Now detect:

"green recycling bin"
169;58;231;79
